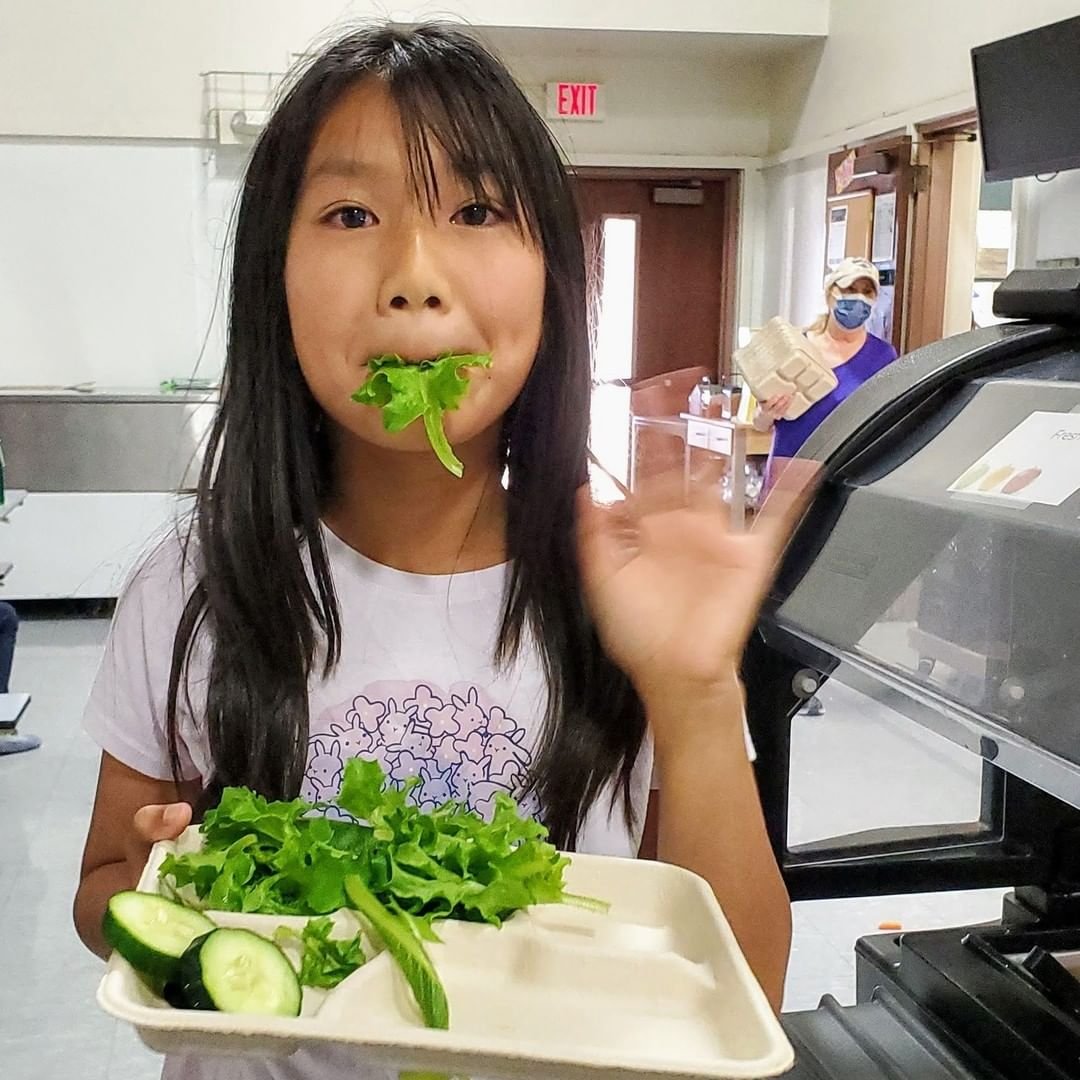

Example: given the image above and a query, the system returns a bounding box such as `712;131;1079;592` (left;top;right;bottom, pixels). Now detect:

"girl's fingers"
576;486;636;578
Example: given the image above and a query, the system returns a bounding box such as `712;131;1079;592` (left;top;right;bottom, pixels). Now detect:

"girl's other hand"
576;462;818;722
125;802;192;886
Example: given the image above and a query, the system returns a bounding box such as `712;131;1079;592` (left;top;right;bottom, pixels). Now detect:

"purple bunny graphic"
327;716;376;758
378;697;410;750
486;733;529;785
416;763;454;811
450;686;488;738
304;736;344;800
311;680;537;820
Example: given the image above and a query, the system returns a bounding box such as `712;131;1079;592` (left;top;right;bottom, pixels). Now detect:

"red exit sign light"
546;82;605;121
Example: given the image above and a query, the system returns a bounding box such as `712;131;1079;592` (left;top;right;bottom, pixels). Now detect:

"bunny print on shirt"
302;680;537;820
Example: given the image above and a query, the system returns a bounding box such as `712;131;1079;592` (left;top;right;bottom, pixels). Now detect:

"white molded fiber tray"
98;826;794;1079
733;318;836;420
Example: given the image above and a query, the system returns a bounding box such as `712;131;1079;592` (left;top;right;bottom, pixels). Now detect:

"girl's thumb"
134;802;191;840
162;803;191;831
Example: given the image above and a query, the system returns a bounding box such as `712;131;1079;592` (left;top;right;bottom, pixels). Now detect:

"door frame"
573;167;742;379
905;111;980;352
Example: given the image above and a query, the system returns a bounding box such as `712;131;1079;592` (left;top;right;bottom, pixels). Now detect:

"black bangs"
385;49;548;238
277;22;558;237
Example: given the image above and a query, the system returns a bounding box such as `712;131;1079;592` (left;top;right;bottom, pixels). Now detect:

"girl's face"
285;80;546;460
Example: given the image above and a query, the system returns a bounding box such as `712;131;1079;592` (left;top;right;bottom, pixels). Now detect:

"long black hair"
167;22;647;849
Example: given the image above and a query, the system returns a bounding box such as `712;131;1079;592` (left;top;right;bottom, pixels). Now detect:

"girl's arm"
580;467;816;1015
646;678;789;1012
74;752;199;958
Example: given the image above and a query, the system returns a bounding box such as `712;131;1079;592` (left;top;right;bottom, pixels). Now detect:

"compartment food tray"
97;826;793;1079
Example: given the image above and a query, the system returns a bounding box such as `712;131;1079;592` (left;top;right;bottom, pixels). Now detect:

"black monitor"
972;15;1080;182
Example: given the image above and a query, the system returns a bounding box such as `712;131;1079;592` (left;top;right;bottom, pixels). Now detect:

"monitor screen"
972;15;1080;182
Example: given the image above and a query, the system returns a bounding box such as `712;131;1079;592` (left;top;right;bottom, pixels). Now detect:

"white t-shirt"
84;524;652;1080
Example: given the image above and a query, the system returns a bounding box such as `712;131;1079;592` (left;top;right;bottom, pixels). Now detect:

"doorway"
906;115;1016;352
574;171;740;383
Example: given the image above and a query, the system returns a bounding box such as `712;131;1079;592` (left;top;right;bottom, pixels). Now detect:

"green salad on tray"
103;758;602;1029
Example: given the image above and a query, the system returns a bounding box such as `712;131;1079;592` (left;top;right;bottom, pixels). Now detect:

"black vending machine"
744;271;1080;1078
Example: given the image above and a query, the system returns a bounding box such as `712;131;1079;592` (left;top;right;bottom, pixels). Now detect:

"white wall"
0;141;231;388
0;0;825;140
509;49;774;159
1014;171;1080;268
758;158;829;328
778;0;1080;158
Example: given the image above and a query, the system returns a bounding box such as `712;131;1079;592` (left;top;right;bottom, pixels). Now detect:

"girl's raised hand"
576;461;817;706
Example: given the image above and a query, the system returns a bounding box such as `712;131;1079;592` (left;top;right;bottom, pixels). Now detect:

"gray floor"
0;615;1007;1078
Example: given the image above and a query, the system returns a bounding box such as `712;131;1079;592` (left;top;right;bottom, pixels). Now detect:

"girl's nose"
378;225;453;315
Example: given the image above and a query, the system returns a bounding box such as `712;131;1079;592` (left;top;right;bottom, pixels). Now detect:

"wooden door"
575;173;739;383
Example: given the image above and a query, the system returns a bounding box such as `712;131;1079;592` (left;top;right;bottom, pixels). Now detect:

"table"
627;415;772;530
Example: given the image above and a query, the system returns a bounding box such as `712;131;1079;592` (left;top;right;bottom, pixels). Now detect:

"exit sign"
546;82;605;121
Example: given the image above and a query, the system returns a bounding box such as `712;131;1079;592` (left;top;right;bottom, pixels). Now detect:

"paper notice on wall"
871;191;897;264
867;284;894;341
948;411;1080;506
834;150;856;194
826;205;848;269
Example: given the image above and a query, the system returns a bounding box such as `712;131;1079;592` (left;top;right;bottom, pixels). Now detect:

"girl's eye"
452;203;502;227
330;206;378;229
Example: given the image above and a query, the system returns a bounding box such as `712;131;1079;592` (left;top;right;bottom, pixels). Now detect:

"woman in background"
755;257;898;714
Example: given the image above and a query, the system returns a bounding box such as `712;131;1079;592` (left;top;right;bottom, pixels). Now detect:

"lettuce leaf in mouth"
350;353;493;478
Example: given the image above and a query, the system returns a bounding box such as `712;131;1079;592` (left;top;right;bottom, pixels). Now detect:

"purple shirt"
771;332;898;461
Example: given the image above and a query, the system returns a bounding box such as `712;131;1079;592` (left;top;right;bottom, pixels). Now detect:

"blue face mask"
833;296;873;330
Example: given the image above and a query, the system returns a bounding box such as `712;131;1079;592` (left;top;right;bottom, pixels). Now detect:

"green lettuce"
351;353;493;478
158;758;576;1028
274;916;367;989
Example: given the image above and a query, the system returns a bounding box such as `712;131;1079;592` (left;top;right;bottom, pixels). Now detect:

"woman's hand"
576;465;816;736
762;393;793;421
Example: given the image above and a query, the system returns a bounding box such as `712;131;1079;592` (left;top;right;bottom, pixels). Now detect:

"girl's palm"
577;466;814;693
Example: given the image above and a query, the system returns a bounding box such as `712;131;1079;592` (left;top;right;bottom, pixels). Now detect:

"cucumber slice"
178;929;302;1016
103;891;216;984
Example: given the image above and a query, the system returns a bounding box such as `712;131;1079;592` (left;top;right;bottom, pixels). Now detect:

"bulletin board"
826;190;874;265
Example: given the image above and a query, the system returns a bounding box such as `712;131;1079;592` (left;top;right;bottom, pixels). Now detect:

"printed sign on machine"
949;410;1080;506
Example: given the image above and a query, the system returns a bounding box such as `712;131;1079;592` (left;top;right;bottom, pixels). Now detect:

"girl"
75;23;799;1079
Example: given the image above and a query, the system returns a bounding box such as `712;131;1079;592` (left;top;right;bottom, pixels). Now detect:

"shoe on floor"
0;731;42;755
